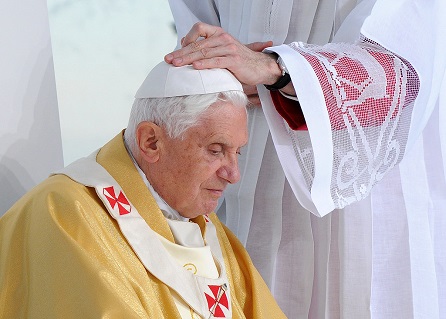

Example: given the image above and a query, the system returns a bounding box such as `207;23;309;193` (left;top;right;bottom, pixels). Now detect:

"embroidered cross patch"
103;186;131;215
204;284;229;318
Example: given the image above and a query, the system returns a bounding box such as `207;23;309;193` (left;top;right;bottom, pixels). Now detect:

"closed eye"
208;144;224;156
209;143;243;157
210;150;222;155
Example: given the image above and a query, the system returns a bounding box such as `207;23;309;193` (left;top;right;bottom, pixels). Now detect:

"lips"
207;189;224;197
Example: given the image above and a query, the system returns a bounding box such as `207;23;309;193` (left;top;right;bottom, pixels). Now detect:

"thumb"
246;41;273;52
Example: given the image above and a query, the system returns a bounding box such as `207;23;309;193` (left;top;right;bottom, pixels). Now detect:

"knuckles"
188;41;201;51
220;32;234;43
192;21;205;31
192;22;223;36
232;54;243;64
226;43;239;54
200;48;209;57
213;57;222;66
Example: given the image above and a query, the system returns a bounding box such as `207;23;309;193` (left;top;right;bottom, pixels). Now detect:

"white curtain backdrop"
0;1;63;216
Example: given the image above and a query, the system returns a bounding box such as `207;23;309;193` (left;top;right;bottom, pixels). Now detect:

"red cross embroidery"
103;186;131;215
205;284;229;318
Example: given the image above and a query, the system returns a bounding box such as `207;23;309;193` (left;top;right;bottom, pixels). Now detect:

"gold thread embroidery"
183;263;198;274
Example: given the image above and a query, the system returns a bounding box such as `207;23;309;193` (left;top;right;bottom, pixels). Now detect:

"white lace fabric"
283;38;419;210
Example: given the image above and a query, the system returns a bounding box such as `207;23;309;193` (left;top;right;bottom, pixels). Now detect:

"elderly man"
0;62;285;318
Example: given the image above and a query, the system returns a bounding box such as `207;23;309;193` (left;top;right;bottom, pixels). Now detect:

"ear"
136;122;162;163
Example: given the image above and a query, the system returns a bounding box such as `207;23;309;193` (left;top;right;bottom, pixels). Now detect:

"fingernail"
165;54;173;62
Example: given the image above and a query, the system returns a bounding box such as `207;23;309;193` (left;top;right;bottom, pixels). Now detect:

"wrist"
262;53;282;85
263;53;291;91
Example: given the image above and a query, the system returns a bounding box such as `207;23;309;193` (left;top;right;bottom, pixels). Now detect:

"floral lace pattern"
285;37;419;208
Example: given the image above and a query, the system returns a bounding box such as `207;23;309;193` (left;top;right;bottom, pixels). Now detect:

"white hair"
124;90;247;155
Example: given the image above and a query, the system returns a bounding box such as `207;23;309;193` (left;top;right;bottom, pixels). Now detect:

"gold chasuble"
0;132;286;319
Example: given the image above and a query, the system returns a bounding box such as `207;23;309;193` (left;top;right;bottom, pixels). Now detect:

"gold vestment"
0;132;286;319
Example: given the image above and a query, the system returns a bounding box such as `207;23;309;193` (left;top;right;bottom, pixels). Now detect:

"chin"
183;200;218;218
199;203;218;216
207;202;219;213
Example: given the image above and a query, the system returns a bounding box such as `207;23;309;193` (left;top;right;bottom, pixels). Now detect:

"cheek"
166;149;221;193
180;163;219;198
167;162;204;191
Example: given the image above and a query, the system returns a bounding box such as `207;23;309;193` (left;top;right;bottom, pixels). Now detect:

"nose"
217;153;240;184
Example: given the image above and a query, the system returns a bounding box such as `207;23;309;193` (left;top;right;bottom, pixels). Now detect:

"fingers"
243;84;262;107
165;22;225;65
164;22;272;86
165;41;208;66
166;32;241;68
246;41;273;52
165;44;224;68
182;22;222;47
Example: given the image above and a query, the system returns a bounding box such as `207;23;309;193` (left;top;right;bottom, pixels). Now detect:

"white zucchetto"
135;61;243;98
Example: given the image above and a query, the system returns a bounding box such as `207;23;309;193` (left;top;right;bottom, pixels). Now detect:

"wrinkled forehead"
189;101;248;142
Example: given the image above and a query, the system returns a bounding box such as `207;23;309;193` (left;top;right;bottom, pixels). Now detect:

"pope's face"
150;101;248;218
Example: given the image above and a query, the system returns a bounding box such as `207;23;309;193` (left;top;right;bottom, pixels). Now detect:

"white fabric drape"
168;1;446;318
0;0;63;216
